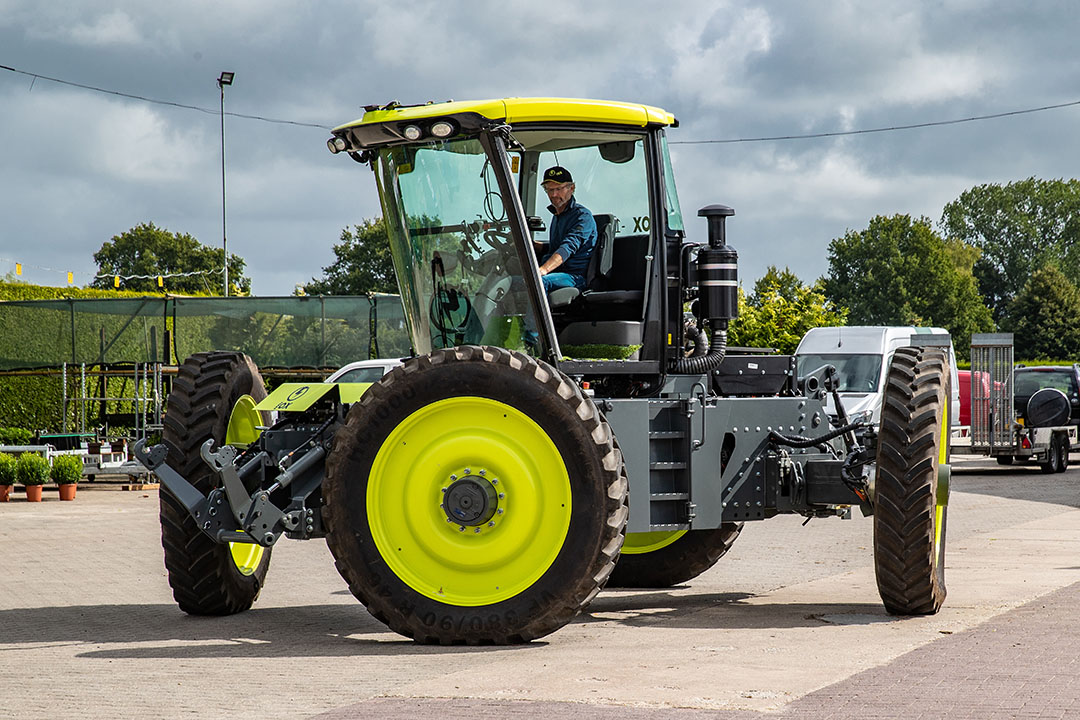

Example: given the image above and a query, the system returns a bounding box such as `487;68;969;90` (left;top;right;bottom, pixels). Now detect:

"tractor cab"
328;98;701;393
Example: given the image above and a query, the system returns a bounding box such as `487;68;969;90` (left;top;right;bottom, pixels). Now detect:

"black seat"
548;214;616;309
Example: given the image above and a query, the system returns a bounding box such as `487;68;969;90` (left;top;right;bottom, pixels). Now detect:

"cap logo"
542;166;572;184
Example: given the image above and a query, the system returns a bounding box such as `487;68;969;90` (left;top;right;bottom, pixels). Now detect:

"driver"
535;166;597;293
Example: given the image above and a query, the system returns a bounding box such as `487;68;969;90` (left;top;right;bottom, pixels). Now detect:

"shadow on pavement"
0;603;538;659
950;464;1080;508
582;589;894;630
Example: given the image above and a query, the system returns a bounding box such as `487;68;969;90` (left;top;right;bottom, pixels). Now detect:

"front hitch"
133;439;289;547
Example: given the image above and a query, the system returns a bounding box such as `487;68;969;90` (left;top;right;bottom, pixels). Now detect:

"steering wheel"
430;287;473;334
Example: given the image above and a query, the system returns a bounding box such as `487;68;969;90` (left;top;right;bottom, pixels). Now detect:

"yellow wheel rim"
621;530;687;555
225;394;265;576
225;394;262;448
368;396;572;606
229;542;264;576
934;401;949;566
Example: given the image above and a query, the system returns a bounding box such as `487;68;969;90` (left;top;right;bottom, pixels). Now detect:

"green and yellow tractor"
136;97;950;644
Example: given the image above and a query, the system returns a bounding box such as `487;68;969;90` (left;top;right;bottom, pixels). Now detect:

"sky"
2;1;1078;296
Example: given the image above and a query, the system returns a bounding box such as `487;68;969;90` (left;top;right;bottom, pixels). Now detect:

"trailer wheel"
874;346;949;615
995;455;1014;466
323;346;627;644
160;351;272;615
1040;436;1060;474
606;525;742;588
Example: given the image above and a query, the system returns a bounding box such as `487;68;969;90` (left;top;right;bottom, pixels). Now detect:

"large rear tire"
323;346;628;644
160;351;272;615
874;345;949;615
606;525;742;588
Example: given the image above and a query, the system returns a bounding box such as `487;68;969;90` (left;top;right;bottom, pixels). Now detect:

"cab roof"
334;97;677;133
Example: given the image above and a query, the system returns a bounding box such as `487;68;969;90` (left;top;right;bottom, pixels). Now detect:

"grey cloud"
1;0;1077;295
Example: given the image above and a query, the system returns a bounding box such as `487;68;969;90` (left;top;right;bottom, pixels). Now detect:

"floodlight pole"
218;71;234;297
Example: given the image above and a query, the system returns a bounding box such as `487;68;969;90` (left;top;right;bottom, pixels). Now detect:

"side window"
532;138;649;243
659;133;685;233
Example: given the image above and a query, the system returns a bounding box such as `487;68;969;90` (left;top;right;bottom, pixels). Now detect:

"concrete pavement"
1;458;1079;719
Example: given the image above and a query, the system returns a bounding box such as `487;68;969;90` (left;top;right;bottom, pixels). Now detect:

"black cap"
542;166;573;185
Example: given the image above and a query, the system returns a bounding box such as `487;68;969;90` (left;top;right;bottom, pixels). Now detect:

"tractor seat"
548;214;642;310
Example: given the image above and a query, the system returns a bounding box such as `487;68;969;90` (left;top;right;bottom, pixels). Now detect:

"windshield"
332;366;390;383
797;353;883;392
374;138;540;355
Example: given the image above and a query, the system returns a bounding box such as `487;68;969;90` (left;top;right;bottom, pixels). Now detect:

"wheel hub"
442;468;500;527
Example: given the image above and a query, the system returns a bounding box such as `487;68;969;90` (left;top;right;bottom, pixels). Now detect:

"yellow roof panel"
335;97;675;132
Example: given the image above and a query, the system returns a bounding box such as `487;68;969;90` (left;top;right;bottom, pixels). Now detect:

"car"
324;358;404;384
1013;364;1080;427
958;369;972;426
794;326;960;428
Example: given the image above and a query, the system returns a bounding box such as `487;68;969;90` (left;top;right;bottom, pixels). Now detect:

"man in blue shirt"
536;166;597;293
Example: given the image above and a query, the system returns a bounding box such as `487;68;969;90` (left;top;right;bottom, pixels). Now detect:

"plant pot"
0;485;11;502
25;485;43;502
58;483;77;501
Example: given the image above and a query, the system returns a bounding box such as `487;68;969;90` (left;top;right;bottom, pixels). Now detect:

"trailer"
951;333;1074;472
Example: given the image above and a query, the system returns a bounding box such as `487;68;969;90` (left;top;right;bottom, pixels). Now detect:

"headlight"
402;124;423;141
430;121;454;138
327;136;348;154
848;410;873;426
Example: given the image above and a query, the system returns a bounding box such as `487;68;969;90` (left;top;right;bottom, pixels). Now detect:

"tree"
941;177;1080;322
1005;265;1080;360
91;222;248;295
823;214;993;355
305;218;397;295
728;266;848;354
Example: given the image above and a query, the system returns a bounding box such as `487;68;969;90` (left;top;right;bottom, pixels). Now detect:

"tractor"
135;97;950;644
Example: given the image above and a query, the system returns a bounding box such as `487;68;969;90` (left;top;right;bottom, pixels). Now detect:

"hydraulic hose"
684;321;708;357
672;328;728;375
769;421;863;449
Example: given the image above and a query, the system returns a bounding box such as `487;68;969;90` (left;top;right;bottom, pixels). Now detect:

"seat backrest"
585;214;617;291
607;233;649;292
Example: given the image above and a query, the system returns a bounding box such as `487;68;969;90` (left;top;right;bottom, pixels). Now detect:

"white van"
794;326;961;427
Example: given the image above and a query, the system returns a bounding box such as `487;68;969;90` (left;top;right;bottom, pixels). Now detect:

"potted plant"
51;454;83;501
0;452;15;502
16;453;49;502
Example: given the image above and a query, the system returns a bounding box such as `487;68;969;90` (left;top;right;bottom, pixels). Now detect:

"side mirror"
1026;388;1071;428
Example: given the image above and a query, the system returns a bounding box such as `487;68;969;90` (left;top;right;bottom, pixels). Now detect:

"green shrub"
50;454;83;484
15;453;49;486
0;427;33;445
0;453;15;486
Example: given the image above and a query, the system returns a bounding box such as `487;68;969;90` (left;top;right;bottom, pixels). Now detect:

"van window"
797;353;883;392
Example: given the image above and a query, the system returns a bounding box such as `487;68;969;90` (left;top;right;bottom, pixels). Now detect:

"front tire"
160;351;272;615
607;526;742;588
873;346;949;615
323;346;627;644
